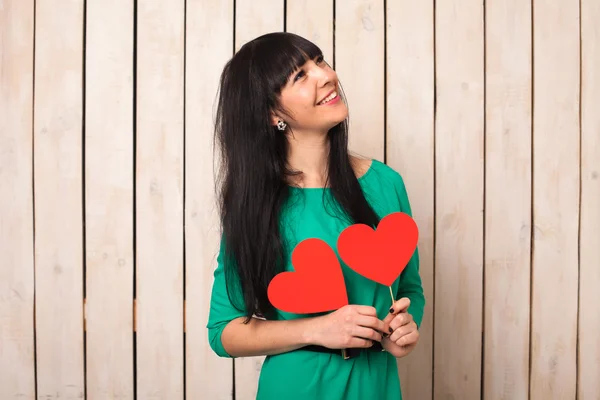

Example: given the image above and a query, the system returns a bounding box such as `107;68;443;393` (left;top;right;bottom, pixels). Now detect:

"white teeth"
318;91;337;105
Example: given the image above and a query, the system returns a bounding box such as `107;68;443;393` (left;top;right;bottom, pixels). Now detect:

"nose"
310;62;333;87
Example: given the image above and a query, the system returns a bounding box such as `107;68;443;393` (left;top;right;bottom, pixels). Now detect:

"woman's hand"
307;305;387;349
381;297;419;358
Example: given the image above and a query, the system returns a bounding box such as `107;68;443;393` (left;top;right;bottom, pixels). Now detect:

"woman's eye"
294;70;305;82
316;55;324;64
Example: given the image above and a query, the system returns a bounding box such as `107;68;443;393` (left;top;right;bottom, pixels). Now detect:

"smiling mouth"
317;91;338;105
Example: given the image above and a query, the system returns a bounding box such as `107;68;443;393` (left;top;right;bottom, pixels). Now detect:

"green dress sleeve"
392;172;426;329
206;238;247;358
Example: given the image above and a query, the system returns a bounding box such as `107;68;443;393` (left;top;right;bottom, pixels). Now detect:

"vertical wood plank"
185;1;234;399
286;0;334;66
334;0;384;161
235;0;284;51
33;0;85;398
233;2;284;398
484;0;532;399
434;1;484;399
84;0;134;398
530;0;580;397
0;1;36;398
578;0;600;398
385;1;434;399
136;0;185;398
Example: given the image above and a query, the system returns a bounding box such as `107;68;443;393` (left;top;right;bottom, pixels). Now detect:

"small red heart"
267;238;349;314
337;212;418;287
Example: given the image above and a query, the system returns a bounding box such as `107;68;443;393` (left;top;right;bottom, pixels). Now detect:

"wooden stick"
389;286;395;306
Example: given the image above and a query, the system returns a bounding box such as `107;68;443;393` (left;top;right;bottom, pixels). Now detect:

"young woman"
206;32;425;400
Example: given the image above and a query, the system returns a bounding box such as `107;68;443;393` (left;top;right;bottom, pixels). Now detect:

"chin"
326;106;348;127
323;120;345;133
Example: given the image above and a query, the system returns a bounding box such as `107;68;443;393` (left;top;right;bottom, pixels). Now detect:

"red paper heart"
337;212;418;286
267;238;349;314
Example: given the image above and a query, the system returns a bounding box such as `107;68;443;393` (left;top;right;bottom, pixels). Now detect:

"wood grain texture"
385;1;434;399
484;0;532;399
2;3;598;399
286;0;334;66
185;1;234;399
33;0;86;398
136;0;185;398
0;1;36;398
334;0;385;161
232;2;284;399
530;0;580;398
434;0;485;398
84;0;134;398
578;0;600;398
235;0;284;51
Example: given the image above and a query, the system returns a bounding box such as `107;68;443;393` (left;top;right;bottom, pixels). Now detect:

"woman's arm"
207;237;387;358
220;316;314;357
219;304;387;358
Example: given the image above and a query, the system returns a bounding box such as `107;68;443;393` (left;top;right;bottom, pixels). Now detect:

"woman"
207;32;425;400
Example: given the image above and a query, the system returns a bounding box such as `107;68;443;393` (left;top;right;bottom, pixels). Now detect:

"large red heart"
337;212;418;286
267;238;349;314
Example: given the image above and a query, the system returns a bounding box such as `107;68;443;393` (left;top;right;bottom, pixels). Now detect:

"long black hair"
213;32;380;322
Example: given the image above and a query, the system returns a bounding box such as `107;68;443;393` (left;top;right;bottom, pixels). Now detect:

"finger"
353;326;383;342
392;324;419;345
354;315;386;333
353;305;378;316
384;311;411;330
394;329;419;347
389;297;410;314
389;313;413;332
382;298;411;326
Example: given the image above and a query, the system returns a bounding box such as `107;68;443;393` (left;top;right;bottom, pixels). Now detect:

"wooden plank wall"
0;1;598;399
484;0;532;397
33;1;86;398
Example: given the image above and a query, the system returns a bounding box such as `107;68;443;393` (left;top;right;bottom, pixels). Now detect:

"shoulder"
352;156;406;189
354;157;413;215
350;155;372;179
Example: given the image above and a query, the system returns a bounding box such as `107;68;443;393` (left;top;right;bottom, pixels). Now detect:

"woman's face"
274;55;348;134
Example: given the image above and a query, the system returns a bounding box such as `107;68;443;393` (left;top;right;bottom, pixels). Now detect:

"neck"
286;131;329;188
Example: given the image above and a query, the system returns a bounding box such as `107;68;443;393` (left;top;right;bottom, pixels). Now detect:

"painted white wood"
235;0;284;52
434;1;485;398
33;0;86;398
84;0;135;398
484;1;532;399
578;0;600;398
286;0;334;66
185;1;234;399
2;3;598;399
385;1;434;399
0;1;36;398
530;0;580;398
136;0;185;398
334;0;385;161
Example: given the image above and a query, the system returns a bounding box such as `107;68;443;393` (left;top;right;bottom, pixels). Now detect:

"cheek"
282;92;316;119
296;88;316;108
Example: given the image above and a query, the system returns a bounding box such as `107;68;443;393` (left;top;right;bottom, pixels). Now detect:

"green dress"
207;159;425;400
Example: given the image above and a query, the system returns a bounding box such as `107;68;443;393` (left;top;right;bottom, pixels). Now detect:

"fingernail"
389;308;394;313
389;327;393;333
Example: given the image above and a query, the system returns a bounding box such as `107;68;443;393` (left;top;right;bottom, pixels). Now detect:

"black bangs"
244;32;323;92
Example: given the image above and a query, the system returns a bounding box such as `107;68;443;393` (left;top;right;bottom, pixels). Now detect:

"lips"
317;90;338;105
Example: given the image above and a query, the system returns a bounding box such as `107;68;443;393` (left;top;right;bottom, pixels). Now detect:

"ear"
270;111;281;127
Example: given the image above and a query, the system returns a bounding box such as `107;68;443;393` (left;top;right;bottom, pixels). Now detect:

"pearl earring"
277;120;287;131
